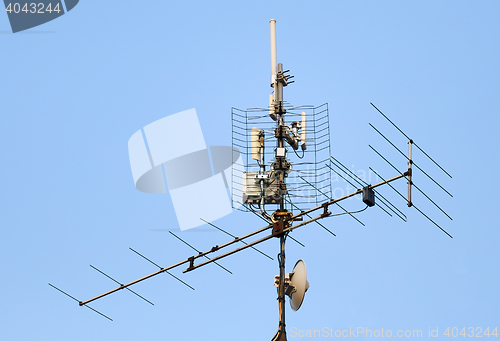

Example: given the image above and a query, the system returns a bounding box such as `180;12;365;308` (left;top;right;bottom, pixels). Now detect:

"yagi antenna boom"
89;265;154;306
129;247;195;290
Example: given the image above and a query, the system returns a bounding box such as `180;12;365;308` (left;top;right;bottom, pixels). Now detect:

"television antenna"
49;19;452;340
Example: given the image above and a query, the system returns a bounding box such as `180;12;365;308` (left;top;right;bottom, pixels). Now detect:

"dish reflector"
288;259;309;311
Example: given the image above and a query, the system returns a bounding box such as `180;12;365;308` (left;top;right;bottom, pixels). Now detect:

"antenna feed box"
243;171;281;204
362;187;375;207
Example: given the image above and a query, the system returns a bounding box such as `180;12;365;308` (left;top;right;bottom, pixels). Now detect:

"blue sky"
1;1;499;340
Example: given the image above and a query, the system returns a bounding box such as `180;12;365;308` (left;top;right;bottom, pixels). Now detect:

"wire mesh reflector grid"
231;104;331;214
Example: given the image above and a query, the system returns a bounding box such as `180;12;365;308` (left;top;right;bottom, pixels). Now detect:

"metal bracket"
272;220;284;236
187;256;195;271
321;203;331;218
272;211;292;236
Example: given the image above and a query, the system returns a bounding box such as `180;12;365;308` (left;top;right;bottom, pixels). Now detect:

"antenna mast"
269;18;291;341
49;19;453;341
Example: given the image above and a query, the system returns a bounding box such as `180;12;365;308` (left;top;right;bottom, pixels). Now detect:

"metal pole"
276;63;285;211
276;63;283;104
275;233;287;341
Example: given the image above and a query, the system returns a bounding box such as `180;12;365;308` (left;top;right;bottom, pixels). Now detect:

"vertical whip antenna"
270;19;277;88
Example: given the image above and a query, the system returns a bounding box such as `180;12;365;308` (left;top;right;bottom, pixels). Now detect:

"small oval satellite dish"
288;259;309;311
